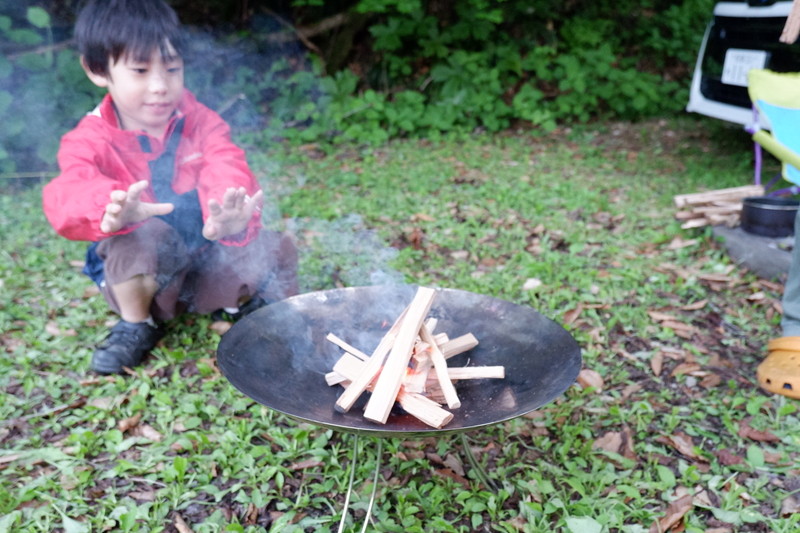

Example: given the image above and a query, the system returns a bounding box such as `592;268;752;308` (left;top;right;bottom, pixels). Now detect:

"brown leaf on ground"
83;284;100;298
680;299;707;311
714;449;744;466
667;237;698;250
648;311;677;322
132;424;163;442
656;432;708;462
444;453;465;476
649;493;693;533
288;458;324;471
433;467;470;488
738;418;781;443
118;413;142;432
593;432;623;454
174;514;194;533
651;351;664;377
593;426;637;463
0;453;23;465
620;383;643;399
129;489;156;501
245;503;258;525
563;303;583;326
209;321;232;335
45;321;77;337
781;494;800;517
700;373;722;389
659;320;699;339
671;362;702;377
577;368;604;390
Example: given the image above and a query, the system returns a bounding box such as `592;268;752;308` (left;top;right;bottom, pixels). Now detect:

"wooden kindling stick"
363;286;437;424
334;305;409;413
419;323;461;409
782;0;800;44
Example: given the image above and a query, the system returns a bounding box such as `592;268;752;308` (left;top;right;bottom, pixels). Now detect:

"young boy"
43;0;298;374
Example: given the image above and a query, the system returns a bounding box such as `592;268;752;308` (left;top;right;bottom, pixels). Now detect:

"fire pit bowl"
217;285;582;437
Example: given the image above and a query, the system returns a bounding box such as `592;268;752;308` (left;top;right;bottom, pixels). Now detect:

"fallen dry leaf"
563;303;583;326
649;493;693;533
781;494;800;517
620;383;643;400
443;453;465;476
132;424;163;442
209;320;232;335
577;368;604;390
680;299;707;311
45;321;77;337
288;458;324;471
87;397;114;410
714;449;744;466
667;237;698;250
118;413;142;432
671;362;702;377
651;351;664;377
129;489;156;501
0;453;22;465
656;432;708;462
700;373;722;389
433;467;470;488
593;427;637;463
737;418;781;443
648;311;678;322
174;514;193;533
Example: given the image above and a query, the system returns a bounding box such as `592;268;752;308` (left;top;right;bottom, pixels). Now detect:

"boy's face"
84;41;184;137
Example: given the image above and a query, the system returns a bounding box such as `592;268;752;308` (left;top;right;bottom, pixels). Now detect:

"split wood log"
673;185;764;208
364;287;437;424
396;391;454;428
782;0;800;44
334;306;409;413
445;366;506;380
419;323;461;409
325;333;369;362
440;333;480;359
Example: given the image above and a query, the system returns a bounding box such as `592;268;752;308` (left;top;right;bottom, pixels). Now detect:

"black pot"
740;196;799;238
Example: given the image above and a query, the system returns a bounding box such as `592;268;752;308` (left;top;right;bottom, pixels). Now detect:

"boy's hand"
202;187;263;241
100;180;174;234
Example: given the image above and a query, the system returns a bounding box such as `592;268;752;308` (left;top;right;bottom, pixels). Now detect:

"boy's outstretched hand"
202;187;263;241
100;180;174;234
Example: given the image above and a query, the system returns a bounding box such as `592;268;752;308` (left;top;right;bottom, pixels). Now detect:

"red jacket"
43;90;261;246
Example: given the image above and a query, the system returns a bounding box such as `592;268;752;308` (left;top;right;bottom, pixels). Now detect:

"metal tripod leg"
337;434;383;533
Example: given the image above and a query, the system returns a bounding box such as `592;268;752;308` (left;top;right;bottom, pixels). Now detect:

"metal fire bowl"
216;285;582;437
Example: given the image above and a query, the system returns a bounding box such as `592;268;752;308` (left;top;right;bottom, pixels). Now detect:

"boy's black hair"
76;0;185;76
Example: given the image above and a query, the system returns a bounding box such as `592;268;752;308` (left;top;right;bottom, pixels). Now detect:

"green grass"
2;116;798;532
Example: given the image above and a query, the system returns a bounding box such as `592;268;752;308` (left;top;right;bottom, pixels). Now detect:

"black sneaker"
211;296;270;323
91;320;163;374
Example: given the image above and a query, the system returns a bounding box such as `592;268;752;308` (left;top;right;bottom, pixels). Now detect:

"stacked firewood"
673;185;764;229
325;286;504;428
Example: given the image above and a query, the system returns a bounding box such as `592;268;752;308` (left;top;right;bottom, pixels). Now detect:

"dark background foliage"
1;0;715;173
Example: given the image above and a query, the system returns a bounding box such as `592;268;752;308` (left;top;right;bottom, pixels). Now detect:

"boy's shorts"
95;218;298;321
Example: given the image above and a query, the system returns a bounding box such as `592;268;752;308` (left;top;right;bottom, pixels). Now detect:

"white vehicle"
686;1;799;125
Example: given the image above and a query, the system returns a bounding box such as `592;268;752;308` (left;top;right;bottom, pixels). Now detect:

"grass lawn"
1;116;798;532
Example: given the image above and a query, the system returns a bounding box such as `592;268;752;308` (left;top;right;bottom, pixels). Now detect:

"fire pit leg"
460;434;498;491
337;434;383;533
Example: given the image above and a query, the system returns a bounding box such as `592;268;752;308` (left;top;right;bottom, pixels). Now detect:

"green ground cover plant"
2;116;799;532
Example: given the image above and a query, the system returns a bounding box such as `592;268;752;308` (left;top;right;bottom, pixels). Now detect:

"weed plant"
1;116;798;532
